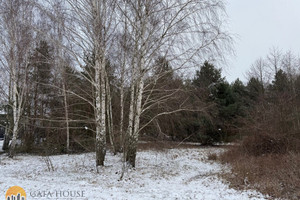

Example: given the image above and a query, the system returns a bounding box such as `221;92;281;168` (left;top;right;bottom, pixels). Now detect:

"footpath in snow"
0;144;268;200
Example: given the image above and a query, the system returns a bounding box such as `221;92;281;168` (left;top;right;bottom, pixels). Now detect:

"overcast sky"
224;0;300;83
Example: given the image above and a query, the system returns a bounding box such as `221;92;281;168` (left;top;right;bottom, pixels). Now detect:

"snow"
0;145;269;200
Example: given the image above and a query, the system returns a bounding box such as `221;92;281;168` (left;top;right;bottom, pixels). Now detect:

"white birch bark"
125;75;136;163
9;61;20;157
106;72;116;154
63;81;70;152
9;55;29;158
119;73;124;148
94;57;107;166
119;16;127;151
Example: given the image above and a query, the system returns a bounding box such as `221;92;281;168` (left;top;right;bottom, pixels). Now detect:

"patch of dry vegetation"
137;140;202;152
219;134;300;200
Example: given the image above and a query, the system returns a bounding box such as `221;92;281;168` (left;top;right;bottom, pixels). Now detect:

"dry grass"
219;145;300;200
207;152;218;161
137;141;173;151
241;133;288;156
137;139;231;152
137;140;203;151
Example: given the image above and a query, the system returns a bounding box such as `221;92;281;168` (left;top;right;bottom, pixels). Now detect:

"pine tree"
193;61;223;88
271;69;289;93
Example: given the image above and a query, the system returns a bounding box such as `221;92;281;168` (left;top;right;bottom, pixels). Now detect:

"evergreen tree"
23;40;55;151
192;62;250;144
247;77;264;101
271;69;289;93
193;61;223;88
192;61;226;144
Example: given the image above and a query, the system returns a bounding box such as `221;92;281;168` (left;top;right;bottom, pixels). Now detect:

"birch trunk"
127;76;144;167
95;58;107;166
9;65;21;158
119;3;128;151
125;74;136;162
119;76;124;149
106;74;116;154
100;60;107;163
65;0;116;166
125;1;147;166
63;82;70;152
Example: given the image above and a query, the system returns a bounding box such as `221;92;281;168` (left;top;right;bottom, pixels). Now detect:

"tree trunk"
2;125;10;151
95;59;106;166
63;82;70;153
126;136;137;167
9;122;19;157
106;74;116;154
126;75;144;167
119;82;124;149
125;73;136;164
3;77;12;151
9;79;20;158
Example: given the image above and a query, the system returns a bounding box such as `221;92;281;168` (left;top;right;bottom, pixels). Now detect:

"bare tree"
63;0;118;167
51;0;71;152
0;0;35;157
2;0;231;168
281;51;300;130
118;0;233;167
267;47;282;75
282;50;298;83
247;57;270;88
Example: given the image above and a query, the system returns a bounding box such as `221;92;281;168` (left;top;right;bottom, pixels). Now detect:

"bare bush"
220;146;300;199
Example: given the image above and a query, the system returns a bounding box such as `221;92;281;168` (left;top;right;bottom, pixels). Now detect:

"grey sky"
224;0;300;83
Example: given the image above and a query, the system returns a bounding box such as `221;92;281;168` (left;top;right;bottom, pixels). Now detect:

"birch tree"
118;0;232;167
64;0;117;166
113;3;130;152
0;0;34;157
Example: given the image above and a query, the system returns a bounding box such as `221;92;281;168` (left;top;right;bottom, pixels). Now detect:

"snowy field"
0;145;268;200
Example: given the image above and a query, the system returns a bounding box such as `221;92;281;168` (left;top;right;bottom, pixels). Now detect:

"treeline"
6;44;300;156
151;48;300;153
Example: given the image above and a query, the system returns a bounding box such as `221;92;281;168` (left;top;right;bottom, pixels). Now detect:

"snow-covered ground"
0;146;268;200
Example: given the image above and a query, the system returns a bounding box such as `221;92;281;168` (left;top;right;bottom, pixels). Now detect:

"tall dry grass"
219;134;300;200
